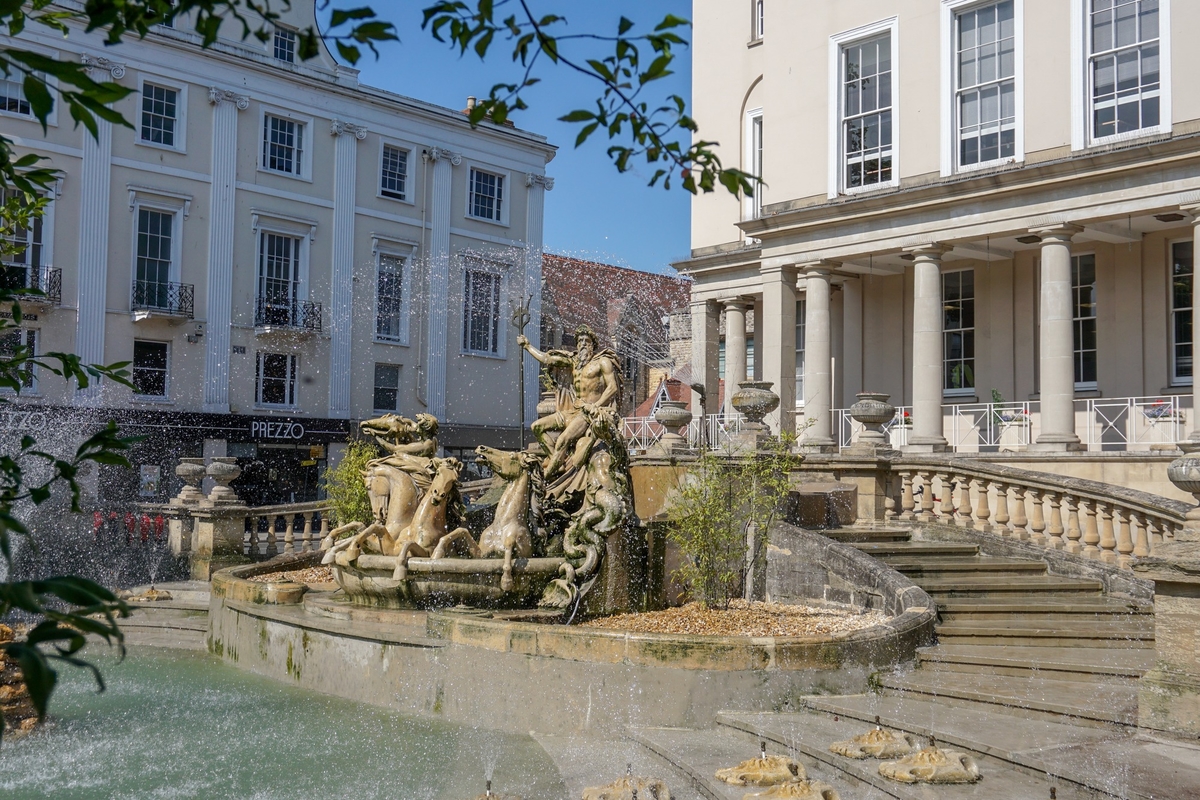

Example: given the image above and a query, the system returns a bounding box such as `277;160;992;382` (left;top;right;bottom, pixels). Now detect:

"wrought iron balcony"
254;295;322;332
131;280;195;319
1;264;62;306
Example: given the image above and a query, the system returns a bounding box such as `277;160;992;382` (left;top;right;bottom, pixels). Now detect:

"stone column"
761;263;798;433
906;244;950;451
752;298;764;380
425;147;461;421
1185;207;1200;448
524;174;554;427
202;87;249;413
327;120;367;419
75;99;114;399
723;300;750;417
800;262;838;451
1033;224;1084;450
690;299;720;419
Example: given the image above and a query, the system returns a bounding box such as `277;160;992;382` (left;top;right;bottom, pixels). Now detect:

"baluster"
266;514;279;556
302;512;314;553
1064;495;1083;554
320;513;330;544
248;516;261;556
955;475;972;527
1147;517;1163;552
973;478;991;533
900;471;916;522
1131;512;1150;560
993;482;1010;535
243;518;252;556
884;472;897;522
1009;485;1029;540
938;473;956;520
918;471;936;523
1045;492;1066;550
1028;488;1046;546
284;514;295;555
1081;499;1101;558
1163;520;1177;542
1097;503;1118;564
1115;508;1135;569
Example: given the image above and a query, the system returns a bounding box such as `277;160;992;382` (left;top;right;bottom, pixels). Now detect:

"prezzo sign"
250;420;305;440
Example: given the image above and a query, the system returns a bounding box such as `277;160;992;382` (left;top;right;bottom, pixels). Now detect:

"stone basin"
333;555;567;609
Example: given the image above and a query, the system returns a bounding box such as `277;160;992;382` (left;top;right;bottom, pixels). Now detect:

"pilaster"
690;299;720;419
761;263;799;433
425;147;461;421
328;119;367;419
523;174;554;427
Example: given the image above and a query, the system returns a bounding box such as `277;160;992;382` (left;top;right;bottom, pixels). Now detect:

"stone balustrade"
243;502;332;558
882;457;1192;569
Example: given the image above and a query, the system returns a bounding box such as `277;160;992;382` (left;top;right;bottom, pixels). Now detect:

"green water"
0;647;565;799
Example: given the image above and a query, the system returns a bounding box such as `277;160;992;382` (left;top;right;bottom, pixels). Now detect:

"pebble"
582;600;890;637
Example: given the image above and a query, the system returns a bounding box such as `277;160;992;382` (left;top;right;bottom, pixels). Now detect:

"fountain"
321;325;637;614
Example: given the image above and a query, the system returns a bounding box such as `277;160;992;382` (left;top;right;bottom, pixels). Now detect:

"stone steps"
885;556;1049;575
934;622;1154;648
936;597;1153;625
917;643;1153;679
850;542;981;557
915;575;1105;597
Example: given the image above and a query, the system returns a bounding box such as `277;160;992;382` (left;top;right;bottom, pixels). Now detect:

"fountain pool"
0;647;564;799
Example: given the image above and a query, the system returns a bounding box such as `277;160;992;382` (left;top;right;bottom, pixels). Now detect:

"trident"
511;294;533;448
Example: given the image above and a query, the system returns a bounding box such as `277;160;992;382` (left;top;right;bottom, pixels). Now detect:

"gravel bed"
581;600;890;638
247;566;336;585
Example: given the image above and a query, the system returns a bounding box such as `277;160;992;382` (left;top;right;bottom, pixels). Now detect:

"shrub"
323;439;377;526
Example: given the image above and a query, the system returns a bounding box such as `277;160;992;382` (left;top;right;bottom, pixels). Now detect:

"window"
747;111;764;219
840;34;893;190
132;340;168;398
795;298;806;405
134;208;174;309
256;352;297;407
273;27;297;62
375;253;405;341
754;0;765;40
462;268;501;354
1072;254;1098;388
943;269;975;393
955;1;1016;167
257;232;301;325
380;144;408;200
1089;0;1161;140
263;114;304;176
1172;241;1193;385
373;364;401;411
0;188;43;285
468;168;505;222
140;83;178;147
0;329;36;390
0;74;30;117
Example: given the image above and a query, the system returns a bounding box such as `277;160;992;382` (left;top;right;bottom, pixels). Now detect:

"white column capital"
903;243;952;260
208;86;250;110
81;54;126;79
1030;222;1084;242
429;146;462;166
801;260;840;276
721;297;754;311
525;173;555;190
330;119;368;139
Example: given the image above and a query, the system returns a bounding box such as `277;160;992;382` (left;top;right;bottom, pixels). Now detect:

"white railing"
832;395;1190;453
622;414;745;452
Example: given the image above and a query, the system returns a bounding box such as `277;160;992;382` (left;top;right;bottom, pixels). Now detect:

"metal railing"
2;263;61;305
835;406;912;449
254;296;322;331
131;279;195;318
1079;395;1186;450
622;413;745;451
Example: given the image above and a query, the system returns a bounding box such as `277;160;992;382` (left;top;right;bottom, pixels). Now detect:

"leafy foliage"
666;436;798;609
322;439;376;527
422;1;757;195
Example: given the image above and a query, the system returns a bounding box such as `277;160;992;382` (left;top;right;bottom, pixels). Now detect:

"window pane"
140;84;177;147
133;341;168;396
381;145;408;199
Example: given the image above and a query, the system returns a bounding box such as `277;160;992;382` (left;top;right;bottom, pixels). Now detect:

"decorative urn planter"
850;391;895;448
205;457;242;506
172;457;207;506
1168;453;1200;529
653;400;693;452
732;381;780;430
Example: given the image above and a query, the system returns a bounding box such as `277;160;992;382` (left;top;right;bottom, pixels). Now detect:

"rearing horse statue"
392;459;480;580
475;446;542;591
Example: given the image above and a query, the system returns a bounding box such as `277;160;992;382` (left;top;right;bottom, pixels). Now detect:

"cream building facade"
683;0;1200;455
0;3;554;503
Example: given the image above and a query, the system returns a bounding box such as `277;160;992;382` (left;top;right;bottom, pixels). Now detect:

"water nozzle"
760;740;766;759
626;762;632;776
485;778;491;797
1050;789;1056;800
875;714;881;729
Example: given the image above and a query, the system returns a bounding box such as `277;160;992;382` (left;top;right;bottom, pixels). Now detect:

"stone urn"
654;399;693;452
850;391;895;449
1168;452;1200;532
732;381;780;431
205;457;242;506
171;457;206;506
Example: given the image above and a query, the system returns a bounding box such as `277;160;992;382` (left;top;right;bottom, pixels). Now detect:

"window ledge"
460;350;506;361
378;192;415;206
255;166;313;184
747;38;763;49
465;214;508;228
943;393;979;403
252;405;304;414
134;139;185;156
373;337;409;347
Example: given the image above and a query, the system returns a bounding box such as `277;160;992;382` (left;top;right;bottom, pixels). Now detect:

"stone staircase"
628;526;1200;799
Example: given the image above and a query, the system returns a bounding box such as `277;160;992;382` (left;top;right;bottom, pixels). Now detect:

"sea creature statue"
475;445;541;591
391;458;480;578
741;781;840;800
715;755;807;787
877;746;981;784
828;727;918;759
581;775;672;800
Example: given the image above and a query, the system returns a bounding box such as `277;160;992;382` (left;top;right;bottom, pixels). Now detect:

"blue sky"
327;1;694;274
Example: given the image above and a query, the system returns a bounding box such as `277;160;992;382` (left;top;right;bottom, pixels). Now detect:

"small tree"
665;435;797;609
322;439;376;527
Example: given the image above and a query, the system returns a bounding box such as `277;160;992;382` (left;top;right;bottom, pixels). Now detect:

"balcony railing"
131;280;195;319
255;296;322;332
1;264;61;305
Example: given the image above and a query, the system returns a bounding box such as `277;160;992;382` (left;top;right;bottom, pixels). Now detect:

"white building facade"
0;4;554;503
683;0;1200;454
